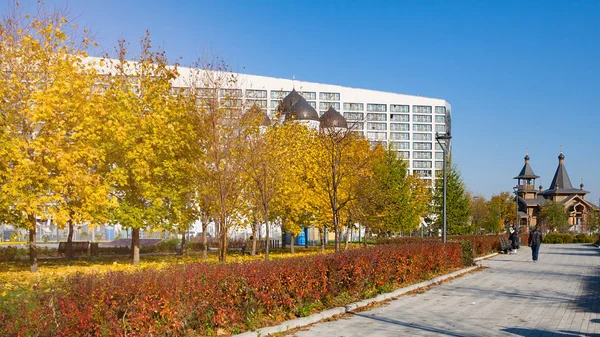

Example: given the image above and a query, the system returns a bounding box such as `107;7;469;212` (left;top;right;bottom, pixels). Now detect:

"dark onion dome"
524;154;530;161
286;99;319;121
319;107;348;129
558;152;565;160
279;89;304;113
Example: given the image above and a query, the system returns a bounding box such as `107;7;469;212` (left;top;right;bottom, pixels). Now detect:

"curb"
235;259;491;337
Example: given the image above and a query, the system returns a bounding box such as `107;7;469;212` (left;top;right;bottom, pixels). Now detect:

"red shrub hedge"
0;243;463;336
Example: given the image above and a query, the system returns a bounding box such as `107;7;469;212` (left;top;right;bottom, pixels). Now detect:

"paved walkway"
289;244;600;337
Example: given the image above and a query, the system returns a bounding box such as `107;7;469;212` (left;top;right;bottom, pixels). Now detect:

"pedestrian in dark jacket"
508;226;519;254
528;225;543;262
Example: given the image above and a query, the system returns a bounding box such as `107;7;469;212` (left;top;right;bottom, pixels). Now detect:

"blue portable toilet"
294;227;306;246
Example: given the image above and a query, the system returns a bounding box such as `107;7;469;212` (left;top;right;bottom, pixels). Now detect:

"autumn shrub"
0;242;463;336
542;232;585;244
0;246;19;261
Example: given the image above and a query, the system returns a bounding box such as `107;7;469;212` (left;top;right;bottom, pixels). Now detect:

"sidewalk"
287;244;600;337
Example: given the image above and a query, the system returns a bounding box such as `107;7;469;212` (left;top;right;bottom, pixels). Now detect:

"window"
413;133;432;141
319;102;340;110
367;113;387;121
413;115;432;123
367;122;387;131
349;122;364;130
308;101;317;109
344;112;364;120
390;114;409;122
352;131;364;137
397;151;410;159
435;115;446;123
413;105;432;114
435;161;444;169
270;100;281;109
435;152;444;160
390;132;410;140
413;142;432;150
435;143;445;151
370;140;387;147
343;102;364;111
222;98;242;108
220;89;242;97
367;103;387;112
367;131;387;140
435;106;446;114
390;123;409;131
246;89;267;99
319;92;340;101
413;151;432;159
435;124;446;133
413;161;432;168
414;169;432;178
271;90;290;99
301;91;316;100
197;88;217;98
413;124;432;132
390;141;410;150
247;99;267;109
390;104;410;113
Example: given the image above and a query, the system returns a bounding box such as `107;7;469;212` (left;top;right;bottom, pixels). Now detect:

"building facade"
168;66;452;184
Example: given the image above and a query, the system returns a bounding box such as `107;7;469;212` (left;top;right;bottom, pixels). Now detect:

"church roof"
319;107;348;129
545;152;589;195
513;154;540;179
279;89;303;114
287;99;319;121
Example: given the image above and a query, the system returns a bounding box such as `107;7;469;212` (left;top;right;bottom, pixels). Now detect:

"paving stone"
288;244;600;337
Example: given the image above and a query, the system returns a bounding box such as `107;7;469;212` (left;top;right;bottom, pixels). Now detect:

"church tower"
514;154;540;200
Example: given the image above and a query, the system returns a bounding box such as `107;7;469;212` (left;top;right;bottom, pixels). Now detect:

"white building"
170;68;452;184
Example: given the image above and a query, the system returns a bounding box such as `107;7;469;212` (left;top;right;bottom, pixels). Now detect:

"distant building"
514;152;598;231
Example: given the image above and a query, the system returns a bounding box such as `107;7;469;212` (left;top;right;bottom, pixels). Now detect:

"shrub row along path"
288;244;600;337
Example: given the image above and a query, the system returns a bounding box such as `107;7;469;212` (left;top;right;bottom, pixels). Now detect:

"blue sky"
6;0;600;203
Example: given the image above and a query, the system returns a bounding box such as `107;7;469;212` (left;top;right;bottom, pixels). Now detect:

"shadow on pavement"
502;327;600;337
576;264;600;313
352;312;480;337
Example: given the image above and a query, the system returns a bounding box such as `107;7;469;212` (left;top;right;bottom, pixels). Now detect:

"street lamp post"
513;186;519;233
435;132;452;243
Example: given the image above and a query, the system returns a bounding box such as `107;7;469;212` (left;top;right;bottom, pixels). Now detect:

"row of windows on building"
354;124;446;133
174;87;447;114
345;113;446;123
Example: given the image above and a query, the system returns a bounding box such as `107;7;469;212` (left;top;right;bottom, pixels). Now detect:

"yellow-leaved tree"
313;125;373;252
0;3;101;271
101;32;182;266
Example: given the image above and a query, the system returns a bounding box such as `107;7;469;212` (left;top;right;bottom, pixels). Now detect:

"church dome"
558;153;565;160
287;99;319;121
319;107;348;129
279;89;303;113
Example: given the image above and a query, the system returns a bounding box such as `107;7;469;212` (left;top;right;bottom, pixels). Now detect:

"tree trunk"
363;227;369;248
264;221;270;261
321;227;326;253
179;231;186;256
66;220;74;259
334;210;341;252
281;230;286;249
218;218;227;263
251;223;257;256
344;225;350;250
131;228;140;266
201;213;209;261
290;233;295;254
29;223;38;273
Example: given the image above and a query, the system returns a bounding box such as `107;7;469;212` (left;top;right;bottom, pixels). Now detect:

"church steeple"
547;151;575;192
514;153;540;194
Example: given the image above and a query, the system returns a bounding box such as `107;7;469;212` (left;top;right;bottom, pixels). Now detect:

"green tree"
487;192;516;233
469;195;489;234
538;200;568;233
432;164;471;235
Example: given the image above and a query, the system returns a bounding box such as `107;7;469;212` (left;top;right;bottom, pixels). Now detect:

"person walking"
508;226;519;254
528;225;543;262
